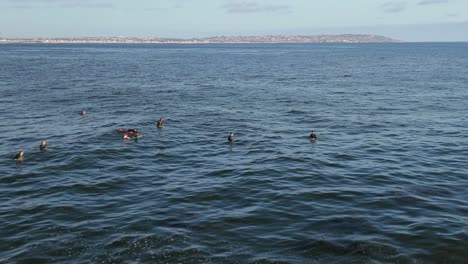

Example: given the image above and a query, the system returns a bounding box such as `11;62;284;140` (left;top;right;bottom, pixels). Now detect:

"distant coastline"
0;34;400;44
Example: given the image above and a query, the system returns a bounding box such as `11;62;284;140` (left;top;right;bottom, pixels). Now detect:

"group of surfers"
13;112;317;161
13;140;46;161
118;117;164;140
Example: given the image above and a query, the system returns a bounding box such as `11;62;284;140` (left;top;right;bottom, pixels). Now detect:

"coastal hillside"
1;34;400;44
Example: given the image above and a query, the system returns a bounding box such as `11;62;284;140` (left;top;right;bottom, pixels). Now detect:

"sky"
0;0;467;41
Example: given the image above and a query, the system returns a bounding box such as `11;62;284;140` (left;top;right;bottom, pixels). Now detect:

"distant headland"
0;34;400;44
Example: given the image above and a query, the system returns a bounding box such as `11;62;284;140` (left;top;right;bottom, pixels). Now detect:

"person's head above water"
14;151;24;160
157;117;164;126
228;132;234;142
81;109;87;116
123;134;131;140
310;130;317;139
40;140;47;150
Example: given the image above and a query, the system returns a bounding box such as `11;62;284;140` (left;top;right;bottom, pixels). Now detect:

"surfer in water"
13;151;24;161
40;140;47;151
228;132;234;143
157;117;164;128
309;130;317;140
80;109;87;116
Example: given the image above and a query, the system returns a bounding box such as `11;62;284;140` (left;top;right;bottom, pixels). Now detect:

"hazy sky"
0;0;467;41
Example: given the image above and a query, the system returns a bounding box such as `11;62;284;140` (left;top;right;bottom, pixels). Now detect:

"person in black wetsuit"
228;132;234;142
309;130;317;140
13;151;24;161
40;140;47;151
157;117;164;128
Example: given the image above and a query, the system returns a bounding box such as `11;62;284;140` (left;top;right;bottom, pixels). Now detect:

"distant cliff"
0;34;400;44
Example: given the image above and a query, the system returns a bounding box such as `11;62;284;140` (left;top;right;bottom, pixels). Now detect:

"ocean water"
0;43;467;263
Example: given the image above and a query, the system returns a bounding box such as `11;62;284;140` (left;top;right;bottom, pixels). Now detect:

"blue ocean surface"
0;43;467;263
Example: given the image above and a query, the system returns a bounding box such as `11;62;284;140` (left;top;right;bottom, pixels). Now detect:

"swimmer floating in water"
13;151;24;161
40;140;47;151
123;133;142;141
309;130;317;140
157;117;164;128
228;132;234;143
80;109;87;116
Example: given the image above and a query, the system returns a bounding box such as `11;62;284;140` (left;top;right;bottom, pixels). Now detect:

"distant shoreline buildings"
0;34;400;44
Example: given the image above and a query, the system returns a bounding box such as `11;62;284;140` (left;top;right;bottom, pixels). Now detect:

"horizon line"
0;34;403;44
